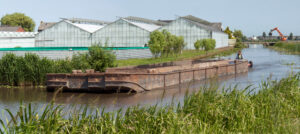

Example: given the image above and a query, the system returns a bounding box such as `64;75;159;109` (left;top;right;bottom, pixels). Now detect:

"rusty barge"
46;59;249;93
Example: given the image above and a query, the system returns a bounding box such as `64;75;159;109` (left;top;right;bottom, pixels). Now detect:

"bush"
148;30;185;58
148;31;166;58
194;40;201;50
234;38;246;48
194;39;216;53
88;45;116;72
71;53;91;71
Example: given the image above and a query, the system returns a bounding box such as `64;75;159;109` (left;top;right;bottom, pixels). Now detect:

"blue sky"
0;0;299;36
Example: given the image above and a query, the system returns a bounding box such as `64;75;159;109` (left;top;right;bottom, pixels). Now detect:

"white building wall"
212;32;229;48
0;32;36;48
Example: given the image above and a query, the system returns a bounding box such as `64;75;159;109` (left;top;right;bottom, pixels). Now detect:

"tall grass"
1;73;299;133
0;45;116;86
273;42;300;53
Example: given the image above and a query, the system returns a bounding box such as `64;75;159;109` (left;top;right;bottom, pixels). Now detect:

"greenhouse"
92;17;163;47
35;19;106;47
35;16;228;50
159;15;228;49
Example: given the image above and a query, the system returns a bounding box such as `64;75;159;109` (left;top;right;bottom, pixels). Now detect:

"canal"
0;44;299;115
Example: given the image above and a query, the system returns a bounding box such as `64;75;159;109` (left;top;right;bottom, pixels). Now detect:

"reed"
1;73;299;133
0;45;116;86
273;42;300;53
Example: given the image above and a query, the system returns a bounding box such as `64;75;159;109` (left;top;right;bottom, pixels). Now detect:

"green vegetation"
233;30;247;41
273;42;300;53
194;39;216;54
230;29;247;48
234;38;246;48
148;30;186;58
224;26;234;39
0;45;115;86
116;47;240;67
288;32;294;40
262;32;266;38
0;13;35;32
1;73;299;133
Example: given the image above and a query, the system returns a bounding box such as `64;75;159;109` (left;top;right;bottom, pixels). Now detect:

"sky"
0;0;299;36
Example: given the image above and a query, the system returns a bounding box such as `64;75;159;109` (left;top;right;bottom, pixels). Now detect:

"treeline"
148;30;186;57
0;45;116;86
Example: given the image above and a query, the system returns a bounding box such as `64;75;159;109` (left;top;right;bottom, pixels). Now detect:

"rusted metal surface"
46;60;249;93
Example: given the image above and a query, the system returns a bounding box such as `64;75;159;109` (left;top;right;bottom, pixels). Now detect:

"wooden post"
193;70;195;81
179;72;181;84
163;74;166;88
205;68;207;79
235;61;237;76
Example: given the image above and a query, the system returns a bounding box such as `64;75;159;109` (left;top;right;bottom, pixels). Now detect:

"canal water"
0;44;299;116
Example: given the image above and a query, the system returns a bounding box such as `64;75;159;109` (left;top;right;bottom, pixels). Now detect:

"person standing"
236;50;243;60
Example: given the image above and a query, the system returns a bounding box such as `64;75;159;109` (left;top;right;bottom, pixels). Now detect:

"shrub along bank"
0;45;116;86
1;73;299;133
194;38;216;53
148;30;186;58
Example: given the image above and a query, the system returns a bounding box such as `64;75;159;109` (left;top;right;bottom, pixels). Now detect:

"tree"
148;30;166;58
1;13;35;32
224;27;233;39
194;40;201;50
87;45;116;72
173;36;185;55
262;32;266;39
233;30;244;41
148;30;185;58
288;32;293;40
194;39;216;54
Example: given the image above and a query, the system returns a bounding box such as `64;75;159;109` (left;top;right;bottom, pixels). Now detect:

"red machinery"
269;27;287;41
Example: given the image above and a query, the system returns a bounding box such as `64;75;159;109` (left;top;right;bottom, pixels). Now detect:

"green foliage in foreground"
116;47;240;67
0;45;115;86
1;73;299;133
273;42;300;53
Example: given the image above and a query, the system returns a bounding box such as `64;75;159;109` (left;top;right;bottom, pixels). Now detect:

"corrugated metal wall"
0;32;36;48
0;49;152;60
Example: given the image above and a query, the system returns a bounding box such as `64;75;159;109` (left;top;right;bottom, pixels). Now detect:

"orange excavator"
269;27;287;41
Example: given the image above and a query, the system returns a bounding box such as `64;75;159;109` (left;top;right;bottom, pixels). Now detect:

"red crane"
269;27;287;41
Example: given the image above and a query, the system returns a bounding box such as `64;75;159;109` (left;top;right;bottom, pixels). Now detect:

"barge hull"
47;60;248;93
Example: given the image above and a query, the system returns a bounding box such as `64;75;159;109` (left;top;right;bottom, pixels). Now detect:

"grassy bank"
271;42;300;54
116;47;240;67
1;73;299;133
